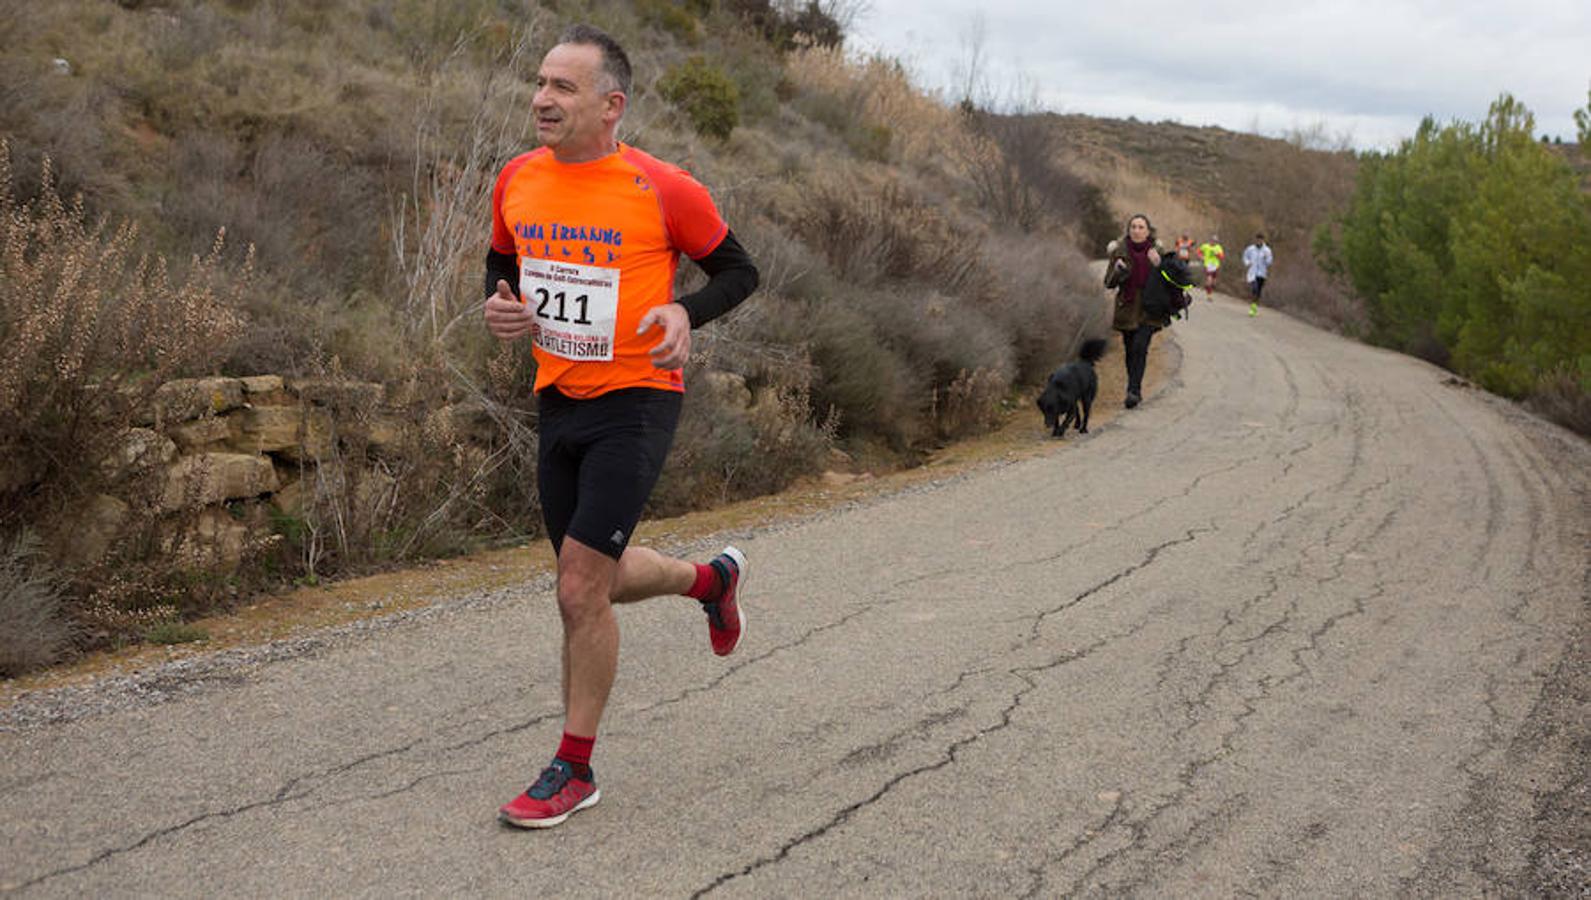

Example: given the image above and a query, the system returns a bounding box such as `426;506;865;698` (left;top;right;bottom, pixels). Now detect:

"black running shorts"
536;386;682;560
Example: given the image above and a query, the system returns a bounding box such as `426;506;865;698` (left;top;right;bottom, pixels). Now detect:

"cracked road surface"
3;297;1588;897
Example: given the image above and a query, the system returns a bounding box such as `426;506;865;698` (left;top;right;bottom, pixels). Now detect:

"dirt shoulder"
0;330;1176;703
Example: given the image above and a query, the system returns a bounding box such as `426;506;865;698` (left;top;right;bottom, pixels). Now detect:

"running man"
1197;234;1224;300
1242;232;1273;316
483;24;760;829
1174;233;1195;261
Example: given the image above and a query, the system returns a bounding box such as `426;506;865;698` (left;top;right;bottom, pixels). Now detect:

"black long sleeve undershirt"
483;229;759;329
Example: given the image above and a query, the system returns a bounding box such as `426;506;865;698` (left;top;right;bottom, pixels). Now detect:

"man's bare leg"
611;544;696;604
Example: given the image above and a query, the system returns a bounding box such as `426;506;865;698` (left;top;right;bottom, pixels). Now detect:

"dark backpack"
1141;257;1195;319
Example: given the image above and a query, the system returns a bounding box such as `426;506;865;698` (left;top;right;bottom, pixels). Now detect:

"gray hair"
558;24;632;96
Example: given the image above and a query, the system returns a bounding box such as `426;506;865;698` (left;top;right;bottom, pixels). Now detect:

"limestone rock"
240;375;284;395
366;415;405;454
153;377;244;424
232;406;300;454
233;406;335;460
240;374;290;406
159;453;278;512
159;504;272;572
272;477;306;517
168;415;235;453
276;408;337;463
100;428;177;481
271;463;395;520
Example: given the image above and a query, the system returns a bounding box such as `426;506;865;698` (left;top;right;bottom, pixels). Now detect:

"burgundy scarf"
1123;238;1153;303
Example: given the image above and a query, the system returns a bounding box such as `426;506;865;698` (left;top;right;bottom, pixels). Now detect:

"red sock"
685;563;721;601
556;731;595;769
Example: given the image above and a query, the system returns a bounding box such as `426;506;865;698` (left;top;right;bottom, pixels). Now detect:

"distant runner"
1198;234;1224;300
1175;233;1195;261
1242;232;1273;316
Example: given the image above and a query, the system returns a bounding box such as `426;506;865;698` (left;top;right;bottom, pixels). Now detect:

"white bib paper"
520;257;619;362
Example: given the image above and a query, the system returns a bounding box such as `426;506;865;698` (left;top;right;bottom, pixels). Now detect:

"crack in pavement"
14;788;314;892
1022;526;1214;645
17;706;566;890
1053;574;1392;895
1019;788;1129;899
689;551;1181;897
687;667;1042;898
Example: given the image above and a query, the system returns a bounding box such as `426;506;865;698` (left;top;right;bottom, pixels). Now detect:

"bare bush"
789;177;982;295
652;358;835;514
0;532;73;677
978;232;1104;382
390;20;542;346
1525;368;1591;436
0;142;251;529
1260;273;1368;337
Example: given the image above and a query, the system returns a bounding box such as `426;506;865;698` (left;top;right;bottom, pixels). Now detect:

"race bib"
520;257;619;362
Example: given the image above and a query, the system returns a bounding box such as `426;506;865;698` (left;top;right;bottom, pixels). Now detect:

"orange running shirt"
490;144;729;398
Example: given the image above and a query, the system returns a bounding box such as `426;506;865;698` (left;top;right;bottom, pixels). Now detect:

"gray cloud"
851;0;1591;148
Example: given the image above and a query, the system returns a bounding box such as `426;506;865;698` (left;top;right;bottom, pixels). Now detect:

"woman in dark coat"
1103;213;1171;408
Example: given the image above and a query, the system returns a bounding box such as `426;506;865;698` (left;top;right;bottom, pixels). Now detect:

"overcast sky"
846;0;1590;150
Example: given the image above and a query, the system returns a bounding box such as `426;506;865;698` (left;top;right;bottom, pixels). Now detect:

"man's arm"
674;229;759;328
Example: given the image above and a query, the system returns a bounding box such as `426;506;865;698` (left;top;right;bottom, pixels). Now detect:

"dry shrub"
854;286;1013;440
977;232;1104;382
265;351;541;586
651;360;834;515
747;289;924;448
933;367;1007;440
1525;369;1591;436
1259;273;1368;337
0;532;73;677
653;298;838;510
780;45;920;163
973;112;1115;244
788;176;982;295
164;132;384;302
0;143;251;529
952;109;1113;241
248;18;551;581
71;513;282;645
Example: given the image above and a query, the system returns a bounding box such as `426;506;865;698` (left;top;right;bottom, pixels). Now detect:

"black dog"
1037;338;1108;438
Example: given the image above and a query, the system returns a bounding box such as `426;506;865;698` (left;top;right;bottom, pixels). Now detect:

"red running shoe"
701;546;747;656
498;759;600;829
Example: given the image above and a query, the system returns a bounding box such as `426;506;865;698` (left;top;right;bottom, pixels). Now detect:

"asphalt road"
3;295;1588;897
